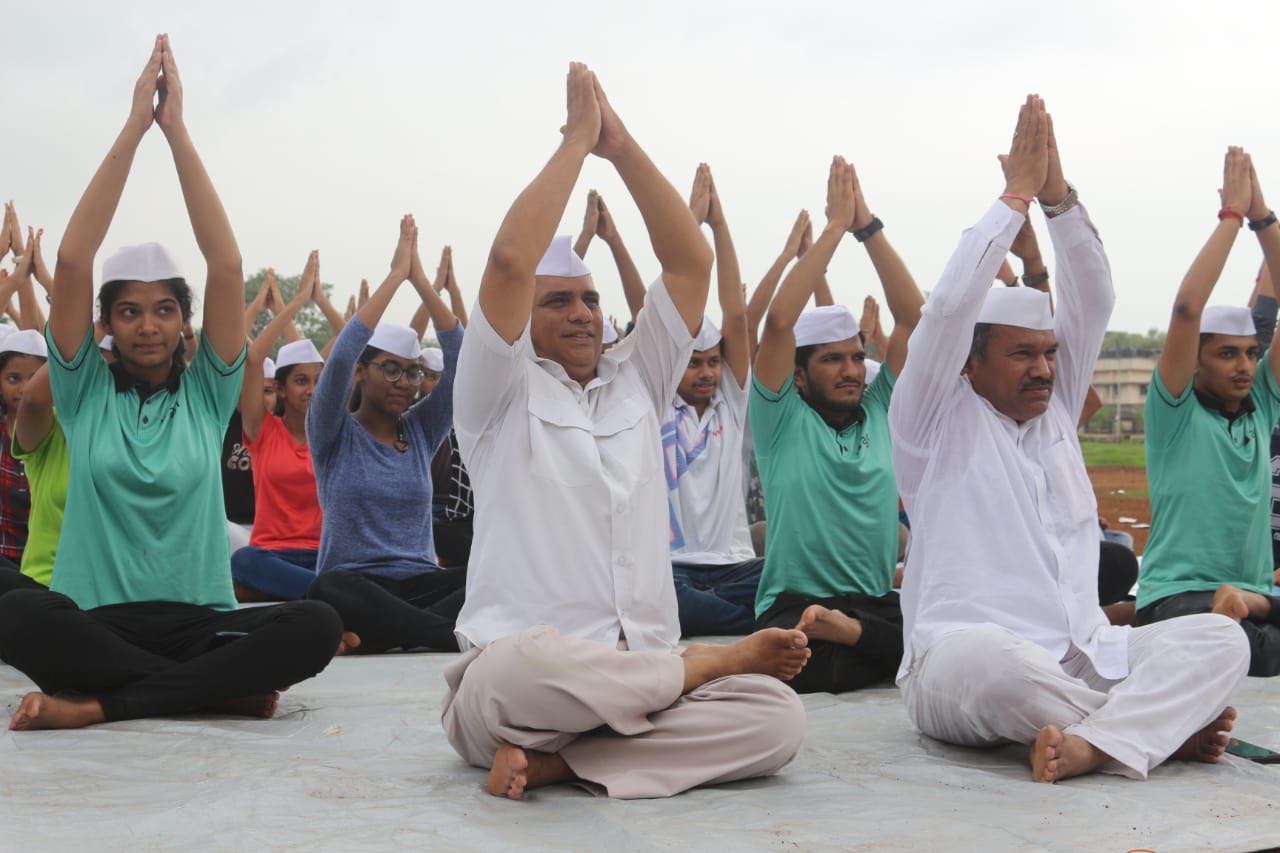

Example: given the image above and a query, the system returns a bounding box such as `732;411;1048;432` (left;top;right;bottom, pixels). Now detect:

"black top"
222;409;255;524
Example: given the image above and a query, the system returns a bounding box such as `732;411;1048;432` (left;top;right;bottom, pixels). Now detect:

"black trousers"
0;570;342;721
758;591;903;694
307;567;466;654
1137;589;1280;677
1098;541;1140;606
432;519;473;568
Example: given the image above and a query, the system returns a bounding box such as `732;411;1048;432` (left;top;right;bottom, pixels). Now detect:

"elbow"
487;241;532;280
1172;300;1202;325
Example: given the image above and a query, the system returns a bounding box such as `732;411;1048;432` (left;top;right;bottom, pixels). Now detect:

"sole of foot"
487;744;530;799
207;691;281;719
795;605;862;646
336;632;361;656
1173;707;1236;763
9;692;106;731
729;628;811;681
1211;585;1249;622
1030;725;1107;783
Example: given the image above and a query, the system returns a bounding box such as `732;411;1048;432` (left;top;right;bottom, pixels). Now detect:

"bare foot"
795;605;862;646
486;744;574;799
1029;725;1109;783
9;693;106;731
1173;706;1236;763
1212;584;1250;622
682;628;811;691
336;631;361;656
206;691;281;719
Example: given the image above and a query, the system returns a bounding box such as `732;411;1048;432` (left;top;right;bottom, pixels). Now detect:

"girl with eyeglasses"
306;216;465;654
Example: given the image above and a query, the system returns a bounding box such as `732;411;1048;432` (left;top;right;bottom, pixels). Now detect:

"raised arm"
29;228;54;301
592;75;712;333
889;96;1046;451
595;195;647;323
696;164;750;388
0;203;12;263
14;362;54;456
52;37;162;360
851;170;924;377
240;255;313;442
244;271;271;336
479;63;599;344
11;233;46;331
574;190;600;259
747;210;808;356
755;157;858;392
1157;147;1251;398
1008;218;1052;310
859;296;889;363
408;230;458;334
440;246;468;328
152;37;243;364
1244;160;1280;382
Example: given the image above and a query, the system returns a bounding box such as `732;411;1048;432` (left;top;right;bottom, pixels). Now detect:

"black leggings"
0;571;342;721
307;567;466;654
758;591;903;694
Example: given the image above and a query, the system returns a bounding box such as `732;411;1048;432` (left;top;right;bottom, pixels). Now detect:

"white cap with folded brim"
1200;305;1257;337
865;358;881;383
535;235;592;279
274;339;324;377
602;322;619;345
2;329;49;359
102;242;184;283
99;334;114;351
367;323;421;361
977;287;1054;330
795;305;860;347
0;325;16;348
262;357;276;379
419;347;445;373
694;316;721;352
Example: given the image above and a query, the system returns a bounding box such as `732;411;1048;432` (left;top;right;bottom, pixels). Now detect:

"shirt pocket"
1040;433;1097;537
527;393;602;488
595;393;655;488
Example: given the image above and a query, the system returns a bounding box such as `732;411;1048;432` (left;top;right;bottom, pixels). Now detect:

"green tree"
1102;328;1165;352
244;267;338;358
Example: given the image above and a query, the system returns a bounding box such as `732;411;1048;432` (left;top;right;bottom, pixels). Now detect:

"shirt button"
615;504;627;515
142;416;149;424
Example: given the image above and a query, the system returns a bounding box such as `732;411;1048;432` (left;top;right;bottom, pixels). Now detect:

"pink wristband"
1000;192;1035;206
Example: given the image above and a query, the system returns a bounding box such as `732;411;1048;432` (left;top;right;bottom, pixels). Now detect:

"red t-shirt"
246;413;322;550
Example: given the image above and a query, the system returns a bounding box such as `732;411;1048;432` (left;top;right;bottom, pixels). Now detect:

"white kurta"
890;201;1128;680
453;277;692;652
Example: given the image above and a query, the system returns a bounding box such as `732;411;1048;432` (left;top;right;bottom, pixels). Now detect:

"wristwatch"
1041;182;1079;218
852;217;884;243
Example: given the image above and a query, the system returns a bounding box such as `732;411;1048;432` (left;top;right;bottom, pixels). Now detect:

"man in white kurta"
442;64;807;800
889;192;1250;781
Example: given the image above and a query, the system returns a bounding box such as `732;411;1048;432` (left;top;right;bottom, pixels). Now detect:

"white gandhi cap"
1200;305;1257;337
102;242;184;283
976;287;1054;331
535;235;592;278
367;323;422;361
794;305;859;347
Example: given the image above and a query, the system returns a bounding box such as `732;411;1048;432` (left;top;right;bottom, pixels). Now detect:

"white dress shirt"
666;368;756;566
453;277;695;652
889;201;1129;681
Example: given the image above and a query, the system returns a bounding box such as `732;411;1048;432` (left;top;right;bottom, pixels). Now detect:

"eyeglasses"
370;360;426;384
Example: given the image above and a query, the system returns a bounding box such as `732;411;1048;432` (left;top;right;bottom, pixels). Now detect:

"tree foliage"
244;267;338;358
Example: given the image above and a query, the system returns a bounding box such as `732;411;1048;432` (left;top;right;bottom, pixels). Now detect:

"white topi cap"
1200;305;1258;337
794;305;860;347
102;242;184;283
535;235;592;279
367;323;421;361
864;358;882;384
419;347;445;373
262;356;275;379
0;325;16;347
99;334;115;351
694;316;722;351
2;329;49;359
274;339;324;376
976;287;1054;331
602;321;619;345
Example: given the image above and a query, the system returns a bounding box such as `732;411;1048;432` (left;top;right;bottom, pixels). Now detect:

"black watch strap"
852;216;884;243
1249;210;1278;232
1022;271;1050;287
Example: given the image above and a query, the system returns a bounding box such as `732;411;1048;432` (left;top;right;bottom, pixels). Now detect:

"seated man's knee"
920;629;1051;711
305;570;351;602
470;626;572;686
758;681;807;765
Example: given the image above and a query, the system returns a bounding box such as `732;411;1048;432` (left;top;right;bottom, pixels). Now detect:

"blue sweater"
307;317;463;578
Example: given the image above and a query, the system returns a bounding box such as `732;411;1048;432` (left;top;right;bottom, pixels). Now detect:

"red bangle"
1218;208;1245;223
1000;192;1034;206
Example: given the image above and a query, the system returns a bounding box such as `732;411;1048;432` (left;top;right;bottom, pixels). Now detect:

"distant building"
1088;348;1160;434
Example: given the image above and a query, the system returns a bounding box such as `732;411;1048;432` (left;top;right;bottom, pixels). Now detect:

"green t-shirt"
749;366;899;616
13;416;68;587
46;326;246;611
1139;362;1280;609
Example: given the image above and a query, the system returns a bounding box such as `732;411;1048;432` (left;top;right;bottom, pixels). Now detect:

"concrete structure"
1089;348;1160;434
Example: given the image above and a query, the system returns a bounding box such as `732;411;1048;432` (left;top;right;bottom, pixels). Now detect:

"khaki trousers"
441;625;806;798
900;613;1250;778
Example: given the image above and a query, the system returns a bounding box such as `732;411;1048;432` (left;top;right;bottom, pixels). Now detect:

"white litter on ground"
2;651;1279;852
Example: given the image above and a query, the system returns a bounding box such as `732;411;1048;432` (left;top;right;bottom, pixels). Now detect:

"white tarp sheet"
3;653;1279;851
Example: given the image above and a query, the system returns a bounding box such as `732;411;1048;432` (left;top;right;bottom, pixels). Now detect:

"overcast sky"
7;1;1280;335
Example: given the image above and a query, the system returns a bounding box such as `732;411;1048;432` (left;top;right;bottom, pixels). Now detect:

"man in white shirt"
447;63;809;801
665;164;761;637
889;96;1249;783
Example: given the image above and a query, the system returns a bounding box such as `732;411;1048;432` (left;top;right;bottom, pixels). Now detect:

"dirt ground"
1089;465;1151;554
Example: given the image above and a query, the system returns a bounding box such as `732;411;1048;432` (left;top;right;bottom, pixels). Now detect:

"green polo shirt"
13;416;69;587
1139;362;1280;609
749;366;898;616
46;326;246;611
